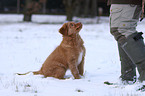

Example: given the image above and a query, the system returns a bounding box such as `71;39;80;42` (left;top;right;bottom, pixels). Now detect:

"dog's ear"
59;23;68;36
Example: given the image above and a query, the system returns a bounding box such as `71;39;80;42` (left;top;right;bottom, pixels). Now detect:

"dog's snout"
79;22;81;24
77;22;82;25
76;22;82;27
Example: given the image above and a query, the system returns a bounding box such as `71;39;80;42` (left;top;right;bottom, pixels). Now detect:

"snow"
0;14;145;96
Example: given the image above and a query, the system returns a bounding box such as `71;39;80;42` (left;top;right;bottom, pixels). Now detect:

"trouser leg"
110;4;145;81
118;43;136;82
121;32;145;82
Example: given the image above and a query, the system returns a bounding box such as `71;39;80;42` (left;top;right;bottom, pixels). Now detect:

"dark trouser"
110;4;145;82
118;43;136;82
121;33;145;82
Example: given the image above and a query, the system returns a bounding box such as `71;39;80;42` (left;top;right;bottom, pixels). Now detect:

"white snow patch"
0;14;145;96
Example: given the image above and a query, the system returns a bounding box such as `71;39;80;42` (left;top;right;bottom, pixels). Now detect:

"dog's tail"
16;70;42;75
16;71;33;75
33;70;43;75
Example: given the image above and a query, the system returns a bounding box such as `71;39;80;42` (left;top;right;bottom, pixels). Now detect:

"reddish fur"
32;22;85;79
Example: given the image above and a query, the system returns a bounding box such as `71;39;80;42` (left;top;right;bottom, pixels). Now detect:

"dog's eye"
71;23;74;26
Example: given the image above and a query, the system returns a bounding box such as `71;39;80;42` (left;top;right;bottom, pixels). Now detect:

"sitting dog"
18;22;86;79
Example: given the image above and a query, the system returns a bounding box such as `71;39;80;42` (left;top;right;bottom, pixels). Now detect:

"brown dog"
18;22;86;79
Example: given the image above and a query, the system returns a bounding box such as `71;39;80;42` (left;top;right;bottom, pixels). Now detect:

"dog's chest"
77;51;83;65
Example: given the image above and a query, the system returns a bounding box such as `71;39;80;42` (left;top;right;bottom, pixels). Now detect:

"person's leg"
118;43;136;82
121;32;145;82
110;4;145;82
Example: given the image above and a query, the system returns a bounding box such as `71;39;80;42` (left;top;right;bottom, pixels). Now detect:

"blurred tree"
63;0;82;21
84;0;90;17
39;0;46;14
91;0;97;17
84;0;98;17
23;0;46;21
73;0;83;17
17;0;20;13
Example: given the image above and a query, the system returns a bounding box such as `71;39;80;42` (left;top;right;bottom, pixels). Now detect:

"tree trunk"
42;1;46;14
63;0;81;21
40;0;47;14
63;0;73;21
84;0;90;17
66;7;73;21
23;0;42;21
23;14;32;21
23;0;33;21
17;0;20;13
91;0;97;17
74;0;82;17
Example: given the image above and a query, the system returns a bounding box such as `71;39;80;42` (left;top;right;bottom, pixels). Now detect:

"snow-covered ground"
0;14;145;96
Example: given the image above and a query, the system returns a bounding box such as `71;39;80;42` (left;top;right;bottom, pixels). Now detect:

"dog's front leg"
78;48;86;76
68;58;80;79
78;57;84;76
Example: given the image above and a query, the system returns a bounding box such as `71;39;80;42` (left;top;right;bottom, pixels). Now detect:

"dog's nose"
76;22;82;26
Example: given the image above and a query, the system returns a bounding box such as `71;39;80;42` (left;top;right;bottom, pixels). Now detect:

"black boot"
121;32;145;82
118;43;136;83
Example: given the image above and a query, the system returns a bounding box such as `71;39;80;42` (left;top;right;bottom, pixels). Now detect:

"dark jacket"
108;0;142;5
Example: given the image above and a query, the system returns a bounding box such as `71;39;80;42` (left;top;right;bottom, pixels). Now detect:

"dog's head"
59;22;82;36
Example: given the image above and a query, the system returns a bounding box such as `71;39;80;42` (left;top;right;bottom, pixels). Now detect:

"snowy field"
0;14;145;96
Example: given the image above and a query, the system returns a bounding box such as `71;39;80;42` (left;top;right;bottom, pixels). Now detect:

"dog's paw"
74;75;81;79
